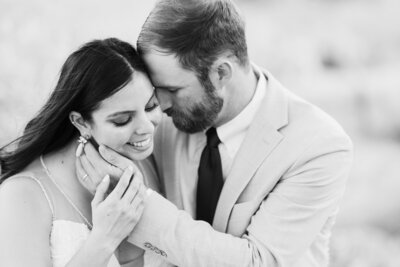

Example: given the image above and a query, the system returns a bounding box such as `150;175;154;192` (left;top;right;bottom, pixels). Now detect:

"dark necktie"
196;127;224;224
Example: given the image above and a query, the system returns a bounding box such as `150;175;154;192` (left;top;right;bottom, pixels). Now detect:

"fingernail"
102;175;110;182
128;165;134;172
99;145;105;153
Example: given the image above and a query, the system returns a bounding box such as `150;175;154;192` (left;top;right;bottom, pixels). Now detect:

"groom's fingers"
80;154;102;188
92;175;110;207
84;142;105;168
84;142;123;179
107;166;134;201
76;156;96;193
99;145;137;172
122;174;141;204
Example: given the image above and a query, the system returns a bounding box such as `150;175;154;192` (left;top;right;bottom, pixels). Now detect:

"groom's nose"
156;89;172;112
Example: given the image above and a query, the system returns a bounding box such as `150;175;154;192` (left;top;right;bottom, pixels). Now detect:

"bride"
0;38;162;266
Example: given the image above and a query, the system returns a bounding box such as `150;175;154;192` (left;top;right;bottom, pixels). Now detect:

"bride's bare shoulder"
0;170;53;225
0;164;53;265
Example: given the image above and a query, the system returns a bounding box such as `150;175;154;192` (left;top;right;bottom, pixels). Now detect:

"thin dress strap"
40;156;93;229
11;174;55;218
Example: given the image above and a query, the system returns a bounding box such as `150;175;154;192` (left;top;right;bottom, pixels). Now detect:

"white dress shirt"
180;66;267;217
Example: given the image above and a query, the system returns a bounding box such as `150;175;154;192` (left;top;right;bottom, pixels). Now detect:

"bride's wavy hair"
0;38;147;181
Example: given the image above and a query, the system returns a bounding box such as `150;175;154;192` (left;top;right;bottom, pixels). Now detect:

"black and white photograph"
1;0;399;266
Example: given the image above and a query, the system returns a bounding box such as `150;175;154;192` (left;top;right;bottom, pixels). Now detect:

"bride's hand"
90;166;147;253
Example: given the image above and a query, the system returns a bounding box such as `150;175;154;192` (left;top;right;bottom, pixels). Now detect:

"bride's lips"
127;137;152;151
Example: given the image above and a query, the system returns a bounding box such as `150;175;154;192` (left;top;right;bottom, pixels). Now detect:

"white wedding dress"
11;157;170;267
13;158;121;267
50;220;120;267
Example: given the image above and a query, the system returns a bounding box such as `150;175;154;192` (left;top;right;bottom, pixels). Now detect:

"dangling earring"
75;135;90;157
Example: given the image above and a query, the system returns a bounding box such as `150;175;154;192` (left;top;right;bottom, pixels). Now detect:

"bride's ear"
69;111;91;137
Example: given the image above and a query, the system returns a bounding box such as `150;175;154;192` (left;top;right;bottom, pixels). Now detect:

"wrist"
85;229;116;259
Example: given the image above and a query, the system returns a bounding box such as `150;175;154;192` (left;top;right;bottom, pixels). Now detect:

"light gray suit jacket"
128;69;353;267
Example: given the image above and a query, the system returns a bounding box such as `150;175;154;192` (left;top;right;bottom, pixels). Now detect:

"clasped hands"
75;142;148;253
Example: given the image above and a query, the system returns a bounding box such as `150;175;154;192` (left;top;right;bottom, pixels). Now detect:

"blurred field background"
1;0;400;266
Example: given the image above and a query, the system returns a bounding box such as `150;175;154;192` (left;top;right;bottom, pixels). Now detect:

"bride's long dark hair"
0;38;147;181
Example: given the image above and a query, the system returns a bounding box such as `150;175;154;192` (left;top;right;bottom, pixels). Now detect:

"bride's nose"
133;112;154;135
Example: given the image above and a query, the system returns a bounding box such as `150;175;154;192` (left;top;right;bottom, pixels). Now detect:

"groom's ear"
217;62;232;82
210;58;233;90
69;111;92;136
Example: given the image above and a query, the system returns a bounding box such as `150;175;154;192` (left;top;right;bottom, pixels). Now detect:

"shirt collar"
217;66;266;146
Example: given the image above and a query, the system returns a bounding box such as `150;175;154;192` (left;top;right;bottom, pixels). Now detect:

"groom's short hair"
137;0;249;80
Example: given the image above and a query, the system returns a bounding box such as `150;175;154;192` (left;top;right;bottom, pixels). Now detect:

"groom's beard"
166;84;223;134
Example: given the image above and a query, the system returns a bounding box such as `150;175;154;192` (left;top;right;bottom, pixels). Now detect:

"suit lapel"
213;68;289;232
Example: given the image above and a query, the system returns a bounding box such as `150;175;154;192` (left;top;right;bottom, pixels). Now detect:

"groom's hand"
76;142;142;194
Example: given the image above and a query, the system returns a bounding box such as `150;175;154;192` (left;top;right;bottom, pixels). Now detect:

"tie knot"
206;127;220;148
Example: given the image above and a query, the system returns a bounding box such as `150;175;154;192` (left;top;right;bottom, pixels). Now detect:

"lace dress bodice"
50;220;120;267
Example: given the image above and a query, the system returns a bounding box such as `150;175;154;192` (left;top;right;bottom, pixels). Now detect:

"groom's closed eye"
145;103;159;112
145;92;160;112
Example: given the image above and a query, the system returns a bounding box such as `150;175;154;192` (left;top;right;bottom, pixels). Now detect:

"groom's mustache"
164;107;190;119
164;108;174;117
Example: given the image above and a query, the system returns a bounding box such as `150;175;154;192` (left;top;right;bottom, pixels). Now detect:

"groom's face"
143;50;223;133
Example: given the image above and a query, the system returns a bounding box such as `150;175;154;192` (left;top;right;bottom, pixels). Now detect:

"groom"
79;0;353;266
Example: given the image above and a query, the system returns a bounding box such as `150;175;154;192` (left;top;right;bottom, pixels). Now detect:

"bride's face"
88;71;162;161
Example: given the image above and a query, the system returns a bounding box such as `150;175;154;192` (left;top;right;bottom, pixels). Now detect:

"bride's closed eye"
111;115;132;127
